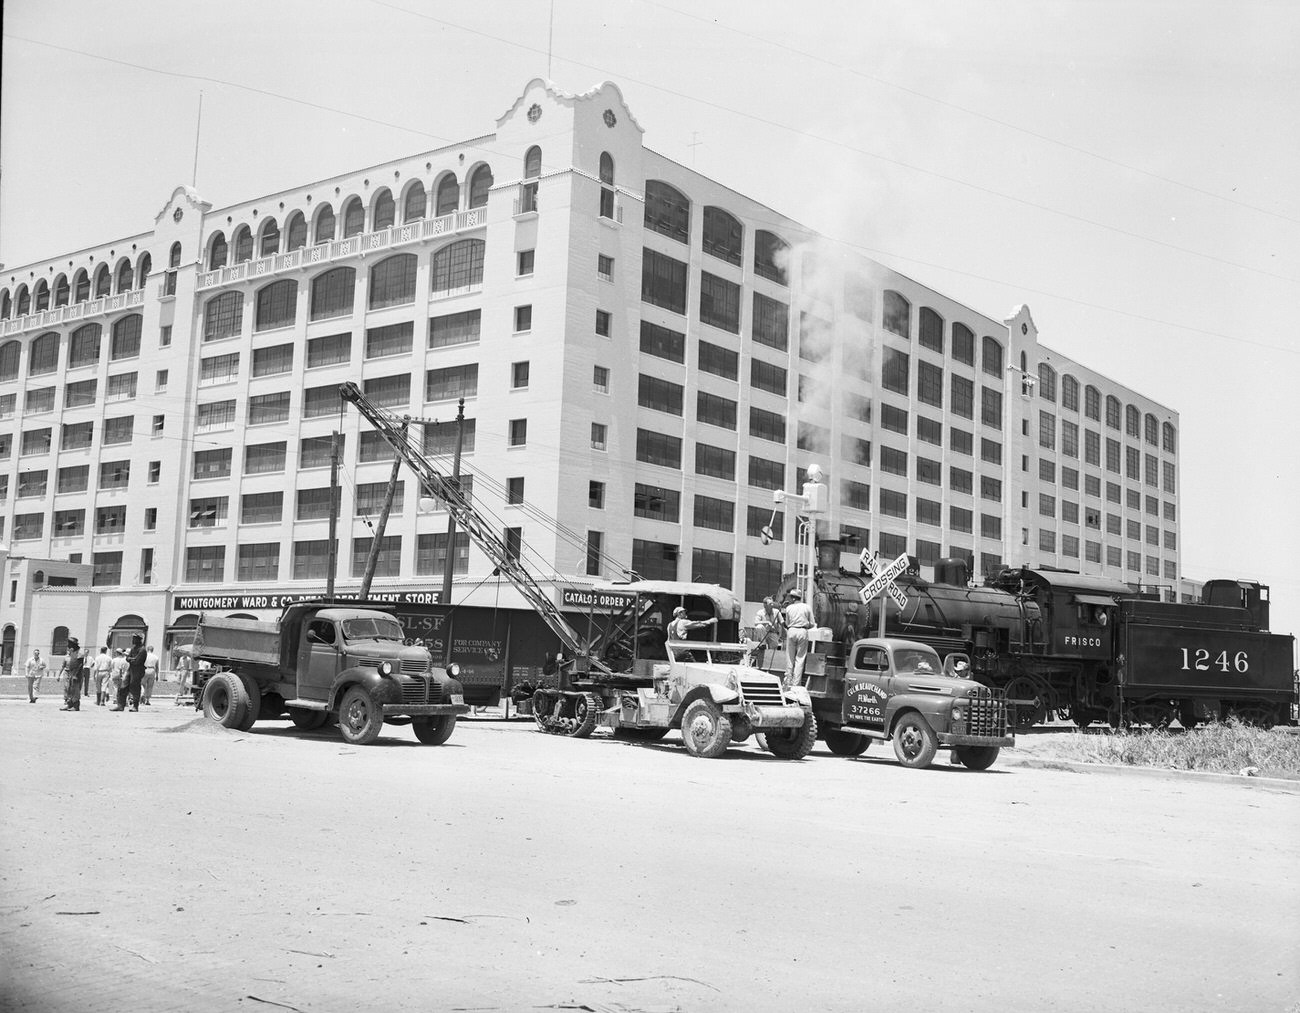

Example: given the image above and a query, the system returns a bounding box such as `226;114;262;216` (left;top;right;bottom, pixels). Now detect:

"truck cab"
809;637;1013;770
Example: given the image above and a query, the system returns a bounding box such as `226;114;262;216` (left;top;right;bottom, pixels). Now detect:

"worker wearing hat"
783;588;817;687
59;638;85;711
667;605;717;656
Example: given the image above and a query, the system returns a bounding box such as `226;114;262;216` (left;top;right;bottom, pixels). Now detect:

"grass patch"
1047;719;1300;779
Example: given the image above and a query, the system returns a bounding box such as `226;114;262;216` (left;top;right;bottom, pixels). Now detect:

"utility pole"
359;418;408;598
440;399;466;607
326;430;341;600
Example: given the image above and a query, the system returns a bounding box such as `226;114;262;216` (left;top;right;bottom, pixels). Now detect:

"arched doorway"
165;614;199;666
108;614;148;653
1;625;15;674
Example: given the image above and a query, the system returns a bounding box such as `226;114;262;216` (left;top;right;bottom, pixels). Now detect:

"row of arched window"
644;180;791;286
201;241;487;338
1036;361;1176;451
879;292;1005;377
0;315;144;382
206;167;494;271
0;244;182;321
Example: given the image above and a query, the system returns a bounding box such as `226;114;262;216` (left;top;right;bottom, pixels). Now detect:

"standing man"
141;645;160;706
750;597;784;668
92;647;113;706
120;635;146;712
24;649;47;704
59;639;84;712
107;649;128;709
783;589;816;688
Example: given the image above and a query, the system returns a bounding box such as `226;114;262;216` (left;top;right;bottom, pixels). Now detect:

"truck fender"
784;684;812;708
327;668;394;711
668;685;737;726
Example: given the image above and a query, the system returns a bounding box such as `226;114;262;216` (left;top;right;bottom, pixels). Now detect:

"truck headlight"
952;704;964;721
447;662;460;678
378;661;393;676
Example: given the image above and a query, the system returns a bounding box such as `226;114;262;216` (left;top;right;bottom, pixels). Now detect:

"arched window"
882;291;911;338
53;275;70;307
259;218;280;257
521;147;541;213
284;212;307;251
169;242;183;269
208;232;228;270
69;323;102;368
1038;363;1057;401
1162;421;1177;453
431;239;485;293
468;165;493;209
403;182;426;223
254;279;298;331
599;152;615;219
133;255;149;291
34;280;50;312
436;174;460;216
1104;394;1120;428
29;332;59;375
73;271;90;303
1062;374;1079;410
1143;412;1158;445
52;626;69;656
952;323;974;365
645;180;690;243
314;204;336;244
110;315;142;359
372;189;395;231
0;340;20;379
15;285;31;316
981;336;1003;377
116;261;133;293
0;290;10;319
233;226;253;264
1125;404;1140;437
203;291;244;342
919;306;943;352
310;267;356;321
369;254;417;310
701;207;742;266
342;197;365;238
753;230;788;285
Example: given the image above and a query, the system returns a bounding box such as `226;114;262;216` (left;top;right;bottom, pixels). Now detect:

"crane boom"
338;382;610;672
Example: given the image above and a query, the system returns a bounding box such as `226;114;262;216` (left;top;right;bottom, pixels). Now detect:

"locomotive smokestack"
817;540;841;571
934;557;970;587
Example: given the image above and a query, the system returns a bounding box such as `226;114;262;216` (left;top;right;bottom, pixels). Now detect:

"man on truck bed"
783;589;816;687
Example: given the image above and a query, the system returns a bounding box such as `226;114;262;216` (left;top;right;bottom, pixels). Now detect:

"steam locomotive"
780;542;1297;729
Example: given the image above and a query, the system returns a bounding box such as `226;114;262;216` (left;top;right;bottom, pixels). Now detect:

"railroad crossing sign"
859;550;911;614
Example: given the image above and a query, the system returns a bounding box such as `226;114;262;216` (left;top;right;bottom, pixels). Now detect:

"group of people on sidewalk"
24;637;170;712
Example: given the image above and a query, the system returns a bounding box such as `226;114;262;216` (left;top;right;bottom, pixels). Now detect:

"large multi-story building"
0;78;1181;667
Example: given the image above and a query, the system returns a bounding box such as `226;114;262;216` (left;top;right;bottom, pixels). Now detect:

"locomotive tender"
788;541;1296;729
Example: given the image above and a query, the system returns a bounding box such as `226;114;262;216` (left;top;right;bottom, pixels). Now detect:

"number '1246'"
1180;648;1249;672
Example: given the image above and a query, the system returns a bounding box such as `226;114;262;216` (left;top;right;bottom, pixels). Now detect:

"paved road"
1;701;1296;1013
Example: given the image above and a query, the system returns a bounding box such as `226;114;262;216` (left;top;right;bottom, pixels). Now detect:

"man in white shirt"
24;649;47;703
783;589;816;687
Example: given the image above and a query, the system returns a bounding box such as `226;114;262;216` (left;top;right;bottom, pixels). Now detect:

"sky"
1;0;1298;646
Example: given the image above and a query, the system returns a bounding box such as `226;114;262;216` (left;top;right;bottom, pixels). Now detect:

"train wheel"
1006;677;1047;730
1229;704;1277;730
1069;705;1092;730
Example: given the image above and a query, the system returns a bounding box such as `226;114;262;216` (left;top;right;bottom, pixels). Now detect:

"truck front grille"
966;693;1008;737
401;678;431;705
401;659;428;675
740;680;785;707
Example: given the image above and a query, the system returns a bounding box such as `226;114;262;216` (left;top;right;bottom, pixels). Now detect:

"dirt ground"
1;699;1296;1013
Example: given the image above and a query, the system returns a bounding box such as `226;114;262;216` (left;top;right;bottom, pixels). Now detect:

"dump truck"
189;601;468;745
805;638;1012;769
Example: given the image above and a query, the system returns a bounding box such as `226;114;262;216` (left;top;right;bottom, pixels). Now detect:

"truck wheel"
569;693;599;738
612;726;669;742
680;699;733;759
823;727;870;756
201;672;248;729
289;707;329;730
413;715;456;745
892;712;938;769
234;674;261;732
953;745;1000;770
338;686;384;745
765;708;818;760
